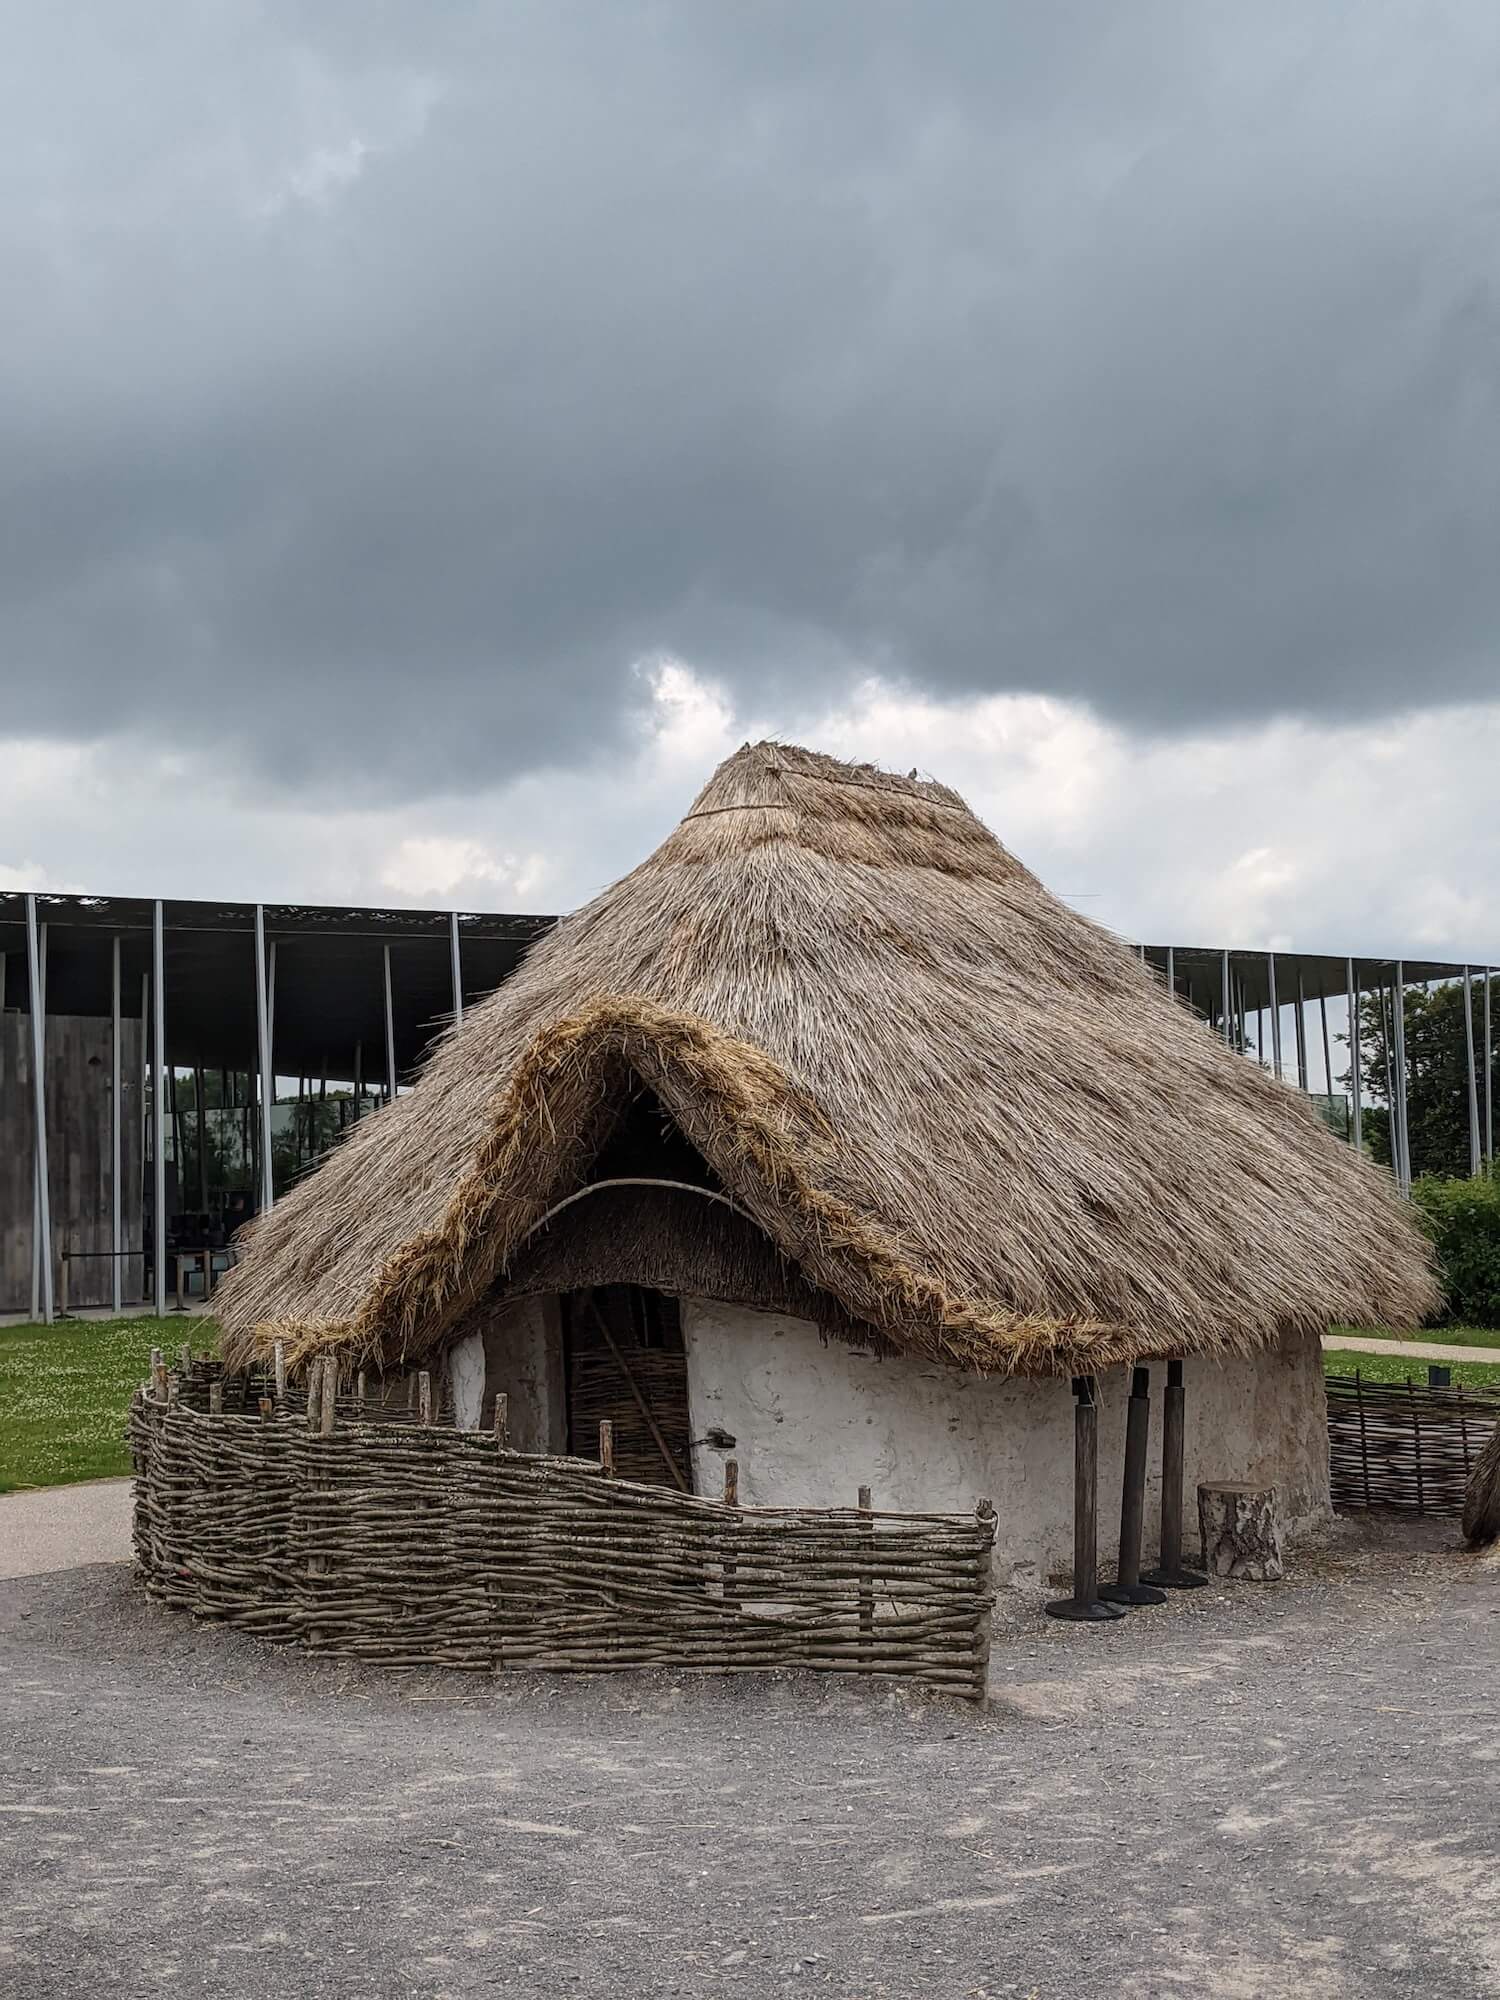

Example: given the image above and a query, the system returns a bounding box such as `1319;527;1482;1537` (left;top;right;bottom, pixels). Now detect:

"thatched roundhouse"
218;742;1436;1572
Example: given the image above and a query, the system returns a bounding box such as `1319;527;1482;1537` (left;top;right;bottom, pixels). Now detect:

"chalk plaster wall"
475;1295;566;1452
450;1332;486;1430
681;1301;1329;1580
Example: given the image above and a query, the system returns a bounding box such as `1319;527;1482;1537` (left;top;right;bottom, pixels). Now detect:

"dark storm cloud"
4;2;1500;794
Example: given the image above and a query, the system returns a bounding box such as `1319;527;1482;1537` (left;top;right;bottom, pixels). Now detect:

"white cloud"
249;71;443;220
0;861;85;895
632;658;740;771
260;137;370;215
379;836;545;903
0;673;1495;965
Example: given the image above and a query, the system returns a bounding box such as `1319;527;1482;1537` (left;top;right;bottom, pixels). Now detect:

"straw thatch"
217;741;1437;1378
1463;1420;1500;1547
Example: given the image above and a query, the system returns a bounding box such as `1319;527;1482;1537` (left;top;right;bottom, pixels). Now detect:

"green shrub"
1412;1170;1500;1330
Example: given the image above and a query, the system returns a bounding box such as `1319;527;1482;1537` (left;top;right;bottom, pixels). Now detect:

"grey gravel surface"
1;1517;1497;2000
0;1477;134;1579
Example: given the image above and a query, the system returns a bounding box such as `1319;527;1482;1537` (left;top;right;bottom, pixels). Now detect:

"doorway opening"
561;1284;693;1491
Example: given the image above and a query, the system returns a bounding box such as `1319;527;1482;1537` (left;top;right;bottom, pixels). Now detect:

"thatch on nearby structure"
496;1181;873;1341
216;741;1437;1378
1463;1421;1500;1547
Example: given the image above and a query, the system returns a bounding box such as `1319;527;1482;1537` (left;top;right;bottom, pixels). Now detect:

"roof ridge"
714;742;978;815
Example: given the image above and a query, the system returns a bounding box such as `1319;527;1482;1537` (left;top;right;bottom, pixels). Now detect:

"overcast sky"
4;2;1499;954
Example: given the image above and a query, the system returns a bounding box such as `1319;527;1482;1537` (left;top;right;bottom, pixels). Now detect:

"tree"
1354;978;1495;1179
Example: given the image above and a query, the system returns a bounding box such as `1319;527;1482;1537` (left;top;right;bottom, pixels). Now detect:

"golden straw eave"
227;1321;395;1386
224;1316;359;1375
236;1292;1332;1387
218;974;1438;1382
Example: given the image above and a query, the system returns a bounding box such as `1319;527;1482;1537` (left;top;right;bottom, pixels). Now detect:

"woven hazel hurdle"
129;1361;997;1701
1326;1372;1500;1517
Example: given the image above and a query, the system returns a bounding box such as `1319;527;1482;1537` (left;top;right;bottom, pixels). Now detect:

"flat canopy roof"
1141;944;1496;1016
1;891;1492;1082
0;892;555;1082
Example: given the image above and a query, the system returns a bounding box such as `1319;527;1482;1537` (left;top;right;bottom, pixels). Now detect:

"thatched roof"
1463;1421;1500;1547
217;741;1437;1377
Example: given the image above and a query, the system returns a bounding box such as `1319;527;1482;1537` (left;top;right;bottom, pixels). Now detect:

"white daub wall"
680;1301;1330;1582
453;1288;1330;1583
449;1329;487;1431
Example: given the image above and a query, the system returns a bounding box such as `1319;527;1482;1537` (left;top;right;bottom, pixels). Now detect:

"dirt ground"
1;1515;1497;2000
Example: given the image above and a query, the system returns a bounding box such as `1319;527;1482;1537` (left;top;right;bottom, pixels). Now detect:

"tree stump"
1197;1484;1284;1581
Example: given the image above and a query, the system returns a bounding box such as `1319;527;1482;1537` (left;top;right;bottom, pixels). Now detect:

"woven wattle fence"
129;1373;997;1700
1327;1372;1500;1517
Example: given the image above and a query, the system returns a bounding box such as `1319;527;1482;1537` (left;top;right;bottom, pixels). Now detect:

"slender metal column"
1318;990;1332;1103
1347;959;1362;1153
1379;981;1396;1157
140;972;151;1200
449;911;464;1027
1294;973;1309;1090
1220;951;1232;1046
169;1067;184;1222
29;928;44;1319
1267;954;1282;1080
383;944;397;1102
1165;945;1175;1002
195;1064;208;1209
31;924;51;1318
152;899;167;1316
111;936;123;1315
26;897;53;1324
1464;967;1482;1177
1392;961;1410;1195
254;905;276;1214
1486;970;1494;1167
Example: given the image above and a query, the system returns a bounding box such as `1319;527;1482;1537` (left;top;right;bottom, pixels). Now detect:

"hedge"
1412;1170;1500;1330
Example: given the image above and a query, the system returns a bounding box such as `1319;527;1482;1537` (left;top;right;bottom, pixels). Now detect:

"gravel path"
1321;1333;1500;1366
2;1517;1497;1999
0;1478;134;1579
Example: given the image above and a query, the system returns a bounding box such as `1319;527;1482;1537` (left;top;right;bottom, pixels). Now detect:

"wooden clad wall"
0;1013;145;1312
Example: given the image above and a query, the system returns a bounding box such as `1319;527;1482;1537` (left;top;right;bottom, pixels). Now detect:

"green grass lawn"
1329;1323;1500;1352
1323;1346;1500;1389
0;1316;220;1494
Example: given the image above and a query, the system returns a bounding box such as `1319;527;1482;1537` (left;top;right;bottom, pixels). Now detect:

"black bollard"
1101;1366;1167;1607
1046;1376;1128;1622
1142;1359;1208;1589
